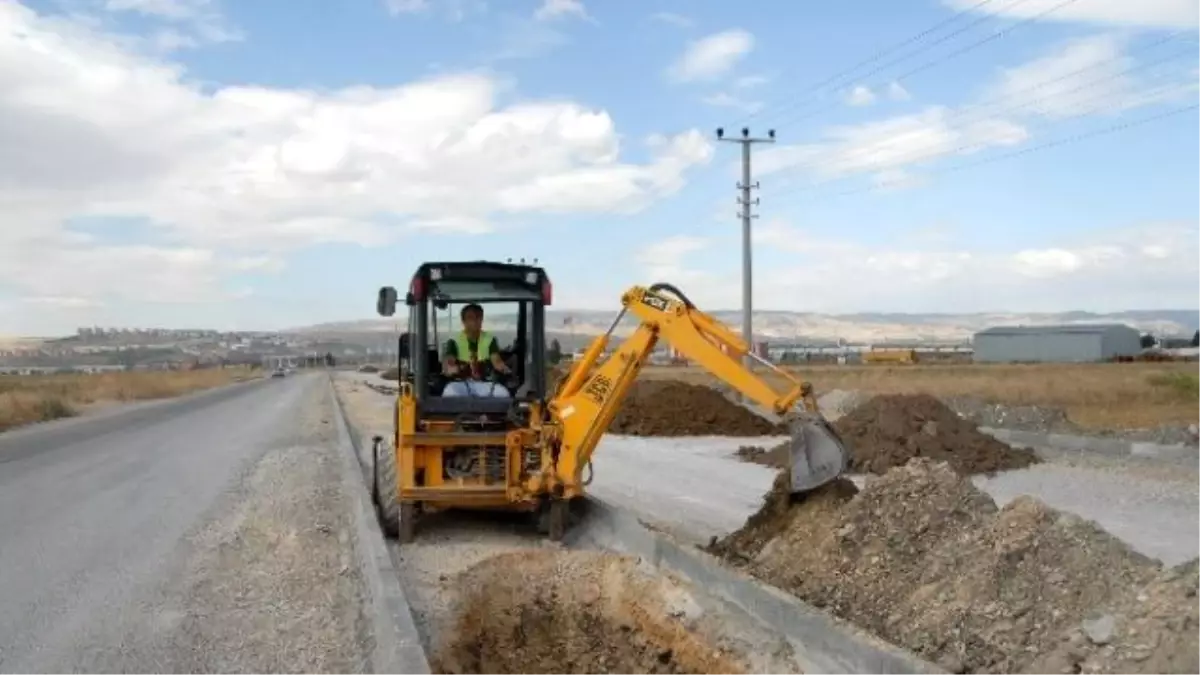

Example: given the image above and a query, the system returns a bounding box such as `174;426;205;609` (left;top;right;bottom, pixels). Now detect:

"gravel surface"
971;461;1199;567
0;373;370;673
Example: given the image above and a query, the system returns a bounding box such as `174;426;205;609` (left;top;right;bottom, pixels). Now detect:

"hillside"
289;309;1200;346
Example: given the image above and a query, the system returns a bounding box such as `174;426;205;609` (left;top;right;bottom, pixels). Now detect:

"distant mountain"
289;308;1200;346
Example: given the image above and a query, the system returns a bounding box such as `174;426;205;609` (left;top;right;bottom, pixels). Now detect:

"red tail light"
410;276;426;301
541;278;553;305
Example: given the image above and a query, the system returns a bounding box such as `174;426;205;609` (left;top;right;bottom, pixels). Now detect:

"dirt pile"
832;393;1039;475
704;471;859;563
610;381;784;436
706;459;1200;673
1029;559;1199;674
733;443;789;470
735;393;1038;476
430;549;765;674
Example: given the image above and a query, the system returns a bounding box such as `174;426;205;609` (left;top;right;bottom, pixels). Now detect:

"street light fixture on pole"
716;126;776;367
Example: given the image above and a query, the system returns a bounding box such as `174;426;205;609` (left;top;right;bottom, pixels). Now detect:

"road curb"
328;377;431;674
980;426;1199;468
569;497;944;675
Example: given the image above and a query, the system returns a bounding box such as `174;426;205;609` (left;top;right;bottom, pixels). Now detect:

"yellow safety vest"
451;331;495;364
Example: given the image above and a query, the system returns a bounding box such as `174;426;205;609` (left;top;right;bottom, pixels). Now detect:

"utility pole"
716;126;775;367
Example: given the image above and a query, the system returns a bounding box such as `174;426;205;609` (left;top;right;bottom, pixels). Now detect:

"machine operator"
441;303;512;398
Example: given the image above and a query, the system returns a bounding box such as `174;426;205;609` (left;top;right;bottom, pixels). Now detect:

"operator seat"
425;346;447;396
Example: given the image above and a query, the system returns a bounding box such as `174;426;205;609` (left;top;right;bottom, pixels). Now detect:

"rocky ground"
707;461;1199;674
717;383;1198;673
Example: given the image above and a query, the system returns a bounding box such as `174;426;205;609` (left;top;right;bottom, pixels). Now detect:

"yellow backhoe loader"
371;260;848;543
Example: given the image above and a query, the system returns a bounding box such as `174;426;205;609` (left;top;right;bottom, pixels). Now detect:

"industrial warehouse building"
972;323;1142;363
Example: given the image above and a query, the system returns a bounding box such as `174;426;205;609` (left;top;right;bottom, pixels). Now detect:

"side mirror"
397;332;410;356
377;286;397;317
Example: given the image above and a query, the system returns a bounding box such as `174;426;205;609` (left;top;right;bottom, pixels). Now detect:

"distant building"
972;323;1142;363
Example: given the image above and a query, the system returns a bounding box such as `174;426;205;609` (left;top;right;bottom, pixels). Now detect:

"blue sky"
1;0;1197;335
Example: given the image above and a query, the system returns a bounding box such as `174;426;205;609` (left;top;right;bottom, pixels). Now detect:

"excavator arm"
544;283;849;500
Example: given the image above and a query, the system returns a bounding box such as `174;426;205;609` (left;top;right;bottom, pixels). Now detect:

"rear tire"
547;499;568;542
374;437;400;539
399;502;418;544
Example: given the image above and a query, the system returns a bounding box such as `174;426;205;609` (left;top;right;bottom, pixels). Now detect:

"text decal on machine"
582;374;613;406
640;291;670;312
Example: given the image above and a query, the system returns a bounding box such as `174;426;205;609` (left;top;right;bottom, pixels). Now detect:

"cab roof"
411;260;549;286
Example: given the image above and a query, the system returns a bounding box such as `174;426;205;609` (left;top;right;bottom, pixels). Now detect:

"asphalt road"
0;373;332;672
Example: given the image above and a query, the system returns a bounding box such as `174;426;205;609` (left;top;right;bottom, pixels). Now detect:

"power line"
729;0;1003;126
778;103;1199;203
762;44;1197;194
557;0;1077;230
765;0;1083;130
724;0;1017;129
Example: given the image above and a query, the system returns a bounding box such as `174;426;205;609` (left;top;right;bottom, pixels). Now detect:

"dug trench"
333;376;802;675
716;392;1199;674
428;548;802;674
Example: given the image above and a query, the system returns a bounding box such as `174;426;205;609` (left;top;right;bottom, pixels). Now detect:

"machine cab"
376;261;551;418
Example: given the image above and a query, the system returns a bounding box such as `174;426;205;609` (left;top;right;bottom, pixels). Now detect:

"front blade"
785;412;850;493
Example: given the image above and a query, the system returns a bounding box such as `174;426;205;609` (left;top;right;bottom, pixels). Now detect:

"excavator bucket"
784;411;850;493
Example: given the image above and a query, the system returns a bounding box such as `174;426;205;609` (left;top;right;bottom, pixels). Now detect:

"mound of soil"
705;471;859;563
832;393;1039;475
610;381;784;437
707;459;1200;674
1031;559;1199;674
430;549;754;674
733;443;789;470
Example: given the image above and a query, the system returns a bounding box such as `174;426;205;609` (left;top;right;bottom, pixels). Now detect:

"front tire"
373;437;400;539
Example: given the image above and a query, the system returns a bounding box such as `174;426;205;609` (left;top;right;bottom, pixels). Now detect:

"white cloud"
756;107;1028;182
666;29;754;83
941;0;1199;29
887;81;911;101
486;14;570;61
634;235;716;286
753;33;1195;187
102;0;242;46
988;34;1131;119
845;85;876;106
384;0;429;13
702;92;763;114
534;0;590;22
650;12;693;28
0;2;713;320
985;33;1197;119
636;220;1200;313
735;74;769;89
383;0;486;21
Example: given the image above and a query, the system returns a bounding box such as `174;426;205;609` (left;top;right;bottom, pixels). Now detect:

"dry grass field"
641;361;1199;431
0;367;259;433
